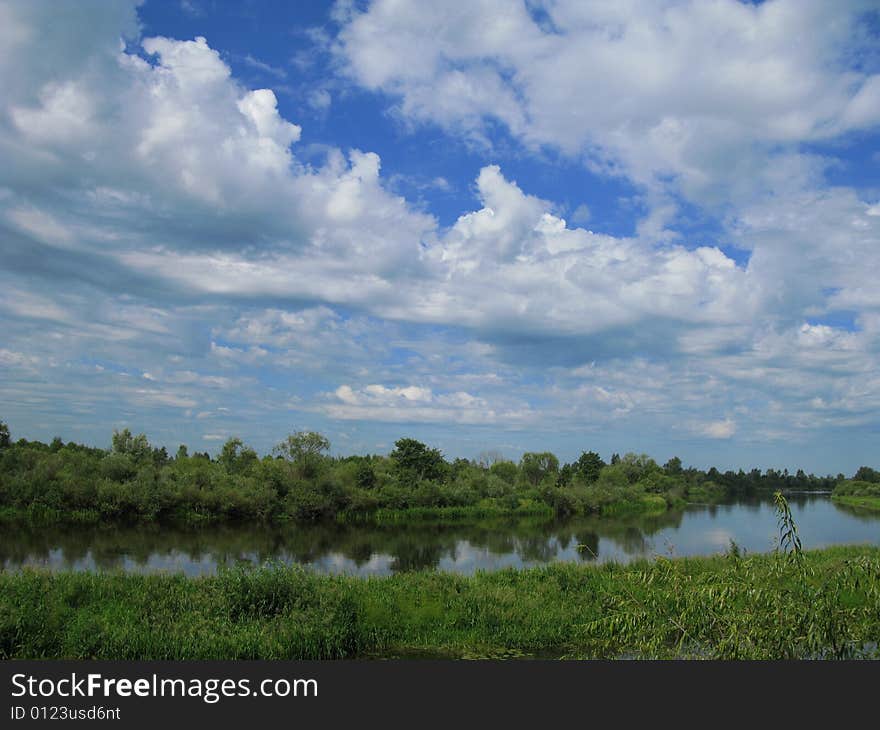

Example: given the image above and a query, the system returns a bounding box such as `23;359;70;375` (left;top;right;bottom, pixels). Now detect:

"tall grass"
2;547;878;659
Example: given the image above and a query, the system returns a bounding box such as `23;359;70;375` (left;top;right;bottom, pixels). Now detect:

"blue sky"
1;0;880;473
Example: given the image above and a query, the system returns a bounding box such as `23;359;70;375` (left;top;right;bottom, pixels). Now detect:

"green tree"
273;431;330;479
519;451;559;487
355;460;377;489
219;437;257;473
152;446;169;467
390;438;447;482
664;456;683;475
273;431;330;461
618;453;659;483
853;466;879;483
574;451;605;483
489;460;518;485
0;420;12;449
557;462;574;486
111;428;151;462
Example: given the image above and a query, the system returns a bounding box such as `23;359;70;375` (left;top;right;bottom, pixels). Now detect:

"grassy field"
2;545;878;660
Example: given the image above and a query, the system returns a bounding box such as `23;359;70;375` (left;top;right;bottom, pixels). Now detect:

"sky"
1;0;879;473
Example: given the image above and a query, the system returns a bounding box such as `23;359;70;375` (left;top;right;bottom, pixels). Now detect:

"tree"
111;428;151;462
390;437;447;482
0;420;9;449
176;444;189;460
273;431;330;461
519;451;559;487
574;450;606;483
854;466;879;483
489;460;518;485
664;456;683;476
477;449;505;467
273;431;330;479
557;462;574;486
219;437;257;473
355;461;377;489
610;452;621;465
601;453;660;485
152;446;169;467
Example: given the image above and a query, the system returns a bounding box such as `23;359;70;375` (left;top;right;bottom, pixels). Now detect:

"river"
2;494;878;576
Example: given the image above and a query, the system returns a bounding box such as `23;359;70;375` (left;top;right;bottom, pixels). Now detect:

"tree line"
0;419;870;525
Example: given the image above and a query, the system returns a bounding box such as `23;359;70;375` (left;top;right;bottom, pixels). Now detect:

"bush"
834;480;880;498
489;461;518;485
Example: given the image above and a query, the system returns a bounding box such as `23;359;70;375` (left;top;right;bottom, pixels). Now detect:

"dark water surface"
2;495;878;576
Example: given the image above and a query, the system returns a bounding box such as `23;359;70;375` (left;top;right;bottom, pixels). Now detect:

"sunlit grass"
2;544;878;660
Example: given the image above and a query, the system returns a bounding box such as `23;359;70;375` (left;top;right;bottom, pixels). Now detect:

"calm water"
2;495;878;576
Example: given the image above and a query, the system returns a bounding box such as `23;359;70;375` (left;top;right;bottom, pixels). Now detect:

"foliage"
831;480;880;512
574;451;605;483
834;479;880;498
354;460;377;490
0;420;869;526
853;466;879;483
489;460;518;485
273;431;331;480
2;546;878;660
774;491;803;562
519;452;559;487
111;428;151;462
219;438;258;474
389;438;447;483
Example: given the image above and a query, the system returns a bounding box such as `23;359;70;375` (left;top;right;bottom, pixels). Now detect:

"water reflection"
1;495;877;576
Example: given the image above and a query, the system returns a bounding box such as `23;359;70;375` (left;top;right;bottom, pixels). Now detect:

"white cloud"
118;164;750;342
307;88;332;110
0;349;40;372
324;382;530;425
0;1;878;469
335;0;880;205
702;419;737;440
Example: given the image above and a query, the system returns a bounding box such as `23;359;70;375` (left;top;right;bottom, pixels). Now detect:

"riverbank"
831;480;880;512
2;545;878;660
0;493;675;528
832;494;880;512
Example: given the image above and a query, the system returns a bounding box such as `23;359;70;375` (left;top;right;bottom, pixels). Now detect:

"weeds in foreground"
579;493;879;659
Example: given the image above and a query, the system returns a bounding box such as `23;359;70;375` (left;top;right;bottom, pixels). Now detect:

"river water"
2;494;878;576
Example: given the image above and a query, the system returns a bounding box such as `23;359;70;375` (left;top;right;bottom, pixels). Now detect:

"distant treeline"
0;419;872;525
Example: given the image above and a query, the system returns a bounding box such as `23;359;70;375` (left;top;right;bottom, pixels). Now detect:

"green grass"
831;480;880;512
3;545;879;660
600;493;669;516
831;494;880;512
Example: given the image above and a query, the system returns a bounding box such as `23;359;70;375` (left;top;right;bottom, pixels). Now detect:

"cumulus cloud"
335;0;880;204
116;162;752;348
324;382;531;425
0;0;878;469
